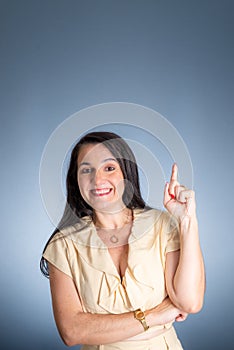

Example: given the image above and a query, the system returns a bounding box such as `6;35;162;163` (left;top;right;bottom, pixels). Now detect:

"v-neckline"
90;212;136;282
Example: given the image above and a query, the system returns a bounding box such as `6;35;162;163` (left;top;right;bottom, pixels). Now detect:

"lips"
90;188;113;197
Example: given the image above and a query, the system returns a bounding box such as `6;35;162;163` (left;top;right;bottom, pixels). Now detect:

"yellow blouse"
43;208;181;346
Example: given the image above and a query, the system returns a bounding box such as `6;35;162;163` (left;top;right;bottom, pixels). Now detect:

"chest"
108;244;129;281
96;224;131;280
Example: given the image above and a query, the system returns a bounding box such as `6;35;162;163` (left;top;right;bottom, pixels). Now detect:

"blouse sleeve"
43;232;73;278
164;212;180;253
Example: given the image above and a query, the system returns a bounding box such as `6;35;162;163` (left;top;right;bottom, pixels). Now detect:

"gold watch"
134;308;149;331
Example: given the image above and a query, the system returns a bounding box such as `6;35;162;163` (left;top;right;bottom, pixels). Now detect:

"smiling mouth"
90;188;113;197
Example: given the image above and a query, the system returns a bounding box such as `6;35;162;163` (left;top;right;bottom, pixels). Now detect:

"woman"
40;131;205;349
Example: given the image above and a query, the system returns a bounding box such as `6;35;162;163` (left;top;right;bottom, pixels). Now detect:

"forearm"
172;215;205;312
64;310;145;346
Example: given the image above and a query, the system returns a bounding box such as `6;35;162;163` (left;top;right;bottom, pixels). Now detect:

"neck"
93;207;132;229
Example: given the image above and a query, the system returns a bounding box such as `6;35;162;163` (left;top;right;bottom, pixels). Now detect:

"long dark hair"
40;131;147;277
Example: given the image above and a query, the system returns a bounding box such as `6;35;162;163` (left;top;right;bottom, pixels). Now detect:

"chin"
91;200;125;214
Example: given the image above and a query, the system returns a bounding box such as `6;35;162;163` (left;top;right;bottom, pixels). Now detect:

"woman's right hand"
150;297;188;325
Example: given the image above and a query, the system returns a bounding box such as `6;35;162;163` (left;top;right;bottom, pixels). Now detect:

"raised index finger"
170;163;178;183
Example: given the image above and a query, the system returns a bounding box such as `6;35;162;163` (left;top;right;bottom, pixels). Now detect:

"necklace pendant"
110;235;119;243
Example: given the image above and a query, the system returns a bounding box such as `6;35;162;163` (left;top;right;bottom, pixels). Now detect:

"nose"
93;169;105;186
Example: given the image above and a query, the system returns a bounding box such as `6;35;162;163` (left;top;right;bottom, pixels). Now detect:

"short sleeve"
164;213;180;253
43;232;73;278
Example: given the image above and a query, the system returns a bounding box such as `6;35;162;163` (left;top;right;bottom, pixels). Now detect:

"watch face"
136;311;144;319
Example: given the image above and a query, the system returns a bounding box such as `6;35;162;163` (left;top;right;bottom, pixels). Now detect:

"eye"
80;167;93;174
105;165;115;172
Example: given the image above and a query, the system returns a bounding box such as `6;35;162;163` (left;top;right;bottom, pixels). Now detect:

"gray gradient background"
1;0;233;349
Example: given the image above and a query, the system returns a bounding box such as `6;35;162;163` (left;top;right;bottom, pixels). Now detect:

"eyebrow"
79;158;118;168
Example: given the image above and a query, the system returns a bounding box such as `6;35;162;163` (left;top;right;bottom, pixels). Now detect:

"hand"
163;164;196;221
152;297;188;325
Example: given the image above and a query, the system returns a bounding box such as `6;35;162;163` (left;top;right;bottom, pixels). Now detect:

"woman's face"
77;143;125;213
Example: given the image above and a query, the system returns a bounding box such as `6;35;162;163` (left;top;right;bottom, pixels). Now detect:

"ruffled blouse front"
43;208;180;319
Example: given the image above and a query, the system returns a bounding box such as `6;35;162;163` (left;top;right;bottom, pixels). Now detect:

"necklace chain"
94;209;132;244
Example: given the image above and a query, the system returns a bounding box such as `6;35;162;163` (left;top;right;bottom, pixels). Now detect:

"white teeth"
92;189;111;195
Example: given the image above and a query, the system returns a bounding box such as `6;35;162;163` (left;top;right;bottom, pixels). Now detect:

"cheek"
77;176;88;194
116;181;125;197
114;175;125;192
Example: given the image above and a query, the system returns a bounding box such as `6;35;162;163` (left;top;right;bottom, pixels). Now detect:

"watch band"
134;308;149;331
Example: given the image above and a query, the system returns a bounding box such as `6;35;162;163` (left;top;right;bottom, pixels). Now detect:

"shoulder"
134;207;178;232
47;216;92;248
134;207;169;223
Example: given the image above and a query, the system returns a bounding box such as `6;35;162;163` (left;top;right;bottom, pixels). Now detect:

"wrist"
134;309;149;331
179;214;198;233
145;308;161;327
